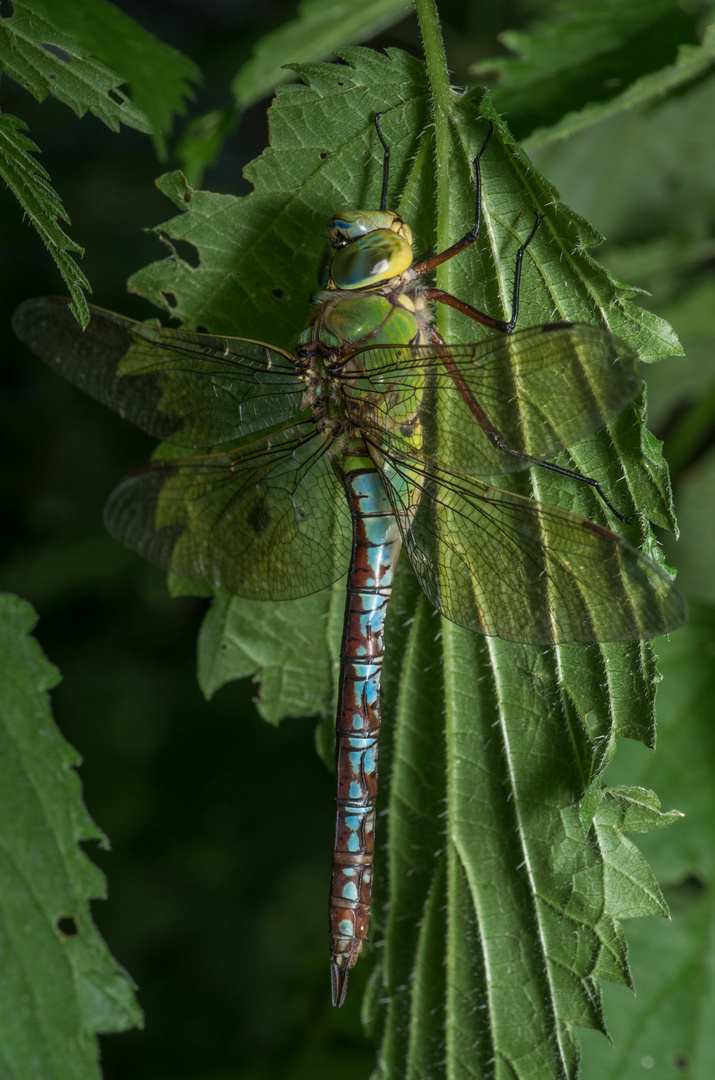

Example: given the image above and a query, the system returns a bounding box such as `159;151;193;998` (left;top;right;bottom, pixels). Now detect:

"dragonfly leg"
427;325;631;521
421;209;541;333
410;123;541;332
528;458;632;522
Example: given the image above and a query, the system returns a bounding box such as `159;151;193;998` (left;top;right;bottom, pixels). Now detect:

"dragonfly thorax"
319;209;414;291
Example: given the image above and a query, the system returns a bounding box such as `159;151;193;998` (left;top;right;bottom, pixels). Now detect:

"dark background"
0;2;538;1077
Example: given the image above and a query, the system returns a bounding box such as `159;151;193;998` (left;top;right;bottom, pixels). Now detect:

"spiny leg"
426;326;631;522
409;125;541;332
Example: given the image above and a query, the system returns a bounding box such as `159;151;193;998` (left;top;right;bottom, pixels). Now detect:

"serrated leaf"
177;0;411;185
472;0;709;145
0;110;89;324
0;594;142;1079
120;44;681;1078
232;0;412;109
598;786;683;833
22;0;201;158
197;585;342;726
525;25;715;151
0;1;151;134
580;605;715;1077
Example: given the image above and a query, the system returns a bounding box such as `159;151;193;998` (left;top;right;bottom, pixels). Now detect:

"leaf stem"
414;0;453;277
414;0;452;119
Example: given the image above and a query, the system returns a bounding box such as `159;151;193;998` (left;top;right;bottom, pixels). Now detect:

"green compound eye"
328;210;399;242
330;230;413;289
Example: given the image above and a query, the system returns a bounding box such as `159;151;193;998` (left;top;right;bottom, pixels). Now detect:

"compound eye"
327;212;372;243
330;230;413;289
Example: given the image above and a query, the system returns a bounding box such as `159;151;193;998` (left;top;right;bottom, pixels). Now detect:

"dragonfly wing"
379;453;686;644
346;323;641;475
105;424;352;600
13;297;304;447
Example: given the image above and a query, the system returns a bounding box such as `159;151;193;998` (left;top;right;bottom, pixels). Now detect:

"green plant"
2;1;713;1077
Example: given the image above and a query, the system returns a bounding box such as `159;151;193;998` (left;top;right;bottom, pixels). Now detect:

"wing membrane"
343;323;641;474
104;424;351;600
13;297;304;447
377;449;685;644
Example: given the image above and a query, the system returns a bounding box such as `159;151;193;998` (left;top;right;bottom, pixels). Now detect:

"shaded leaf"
232;0;412;110
0;110;89;324
22;0;201;158
473;0;708;145
197;584;343;726
0;594;142;1079
0;1;151;133
581;605;715;1077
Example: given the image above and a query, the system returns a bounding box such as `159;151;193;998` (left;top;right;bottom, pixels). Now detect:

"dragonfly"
13;115;686;1007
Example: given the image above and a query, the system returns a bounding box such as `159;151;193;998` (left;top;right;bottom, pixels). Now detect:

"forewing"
378;453;686;644
344;323;641;474
13;297;304;447
104;424;351;600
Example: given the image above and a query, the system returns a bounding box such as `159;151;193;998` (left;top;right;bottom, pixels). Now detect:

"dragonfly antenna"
374;113;390;211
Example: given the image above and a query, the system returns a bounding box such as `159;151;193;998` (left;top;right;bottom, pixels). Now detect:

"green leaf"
232;0;412;110
580;604;715;1077
0;1;152;134
525;25;715;151
0;110;89;325
177;0;411;185
21;0;201;158
197;585;343;727
0;594;142;1078
472;0;709;145
124;41;681;1080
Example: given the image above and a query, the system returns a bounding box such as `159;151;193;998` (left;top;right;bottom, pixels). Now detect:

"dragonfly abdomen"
330;461;402;1007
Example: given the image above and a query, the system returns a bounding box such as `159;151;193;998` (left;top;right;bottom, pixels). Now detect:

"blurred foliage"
1;0;714;1078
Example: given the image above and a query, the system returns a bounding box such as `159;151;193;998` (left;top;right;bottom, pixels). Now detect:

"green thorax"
296;207;431;463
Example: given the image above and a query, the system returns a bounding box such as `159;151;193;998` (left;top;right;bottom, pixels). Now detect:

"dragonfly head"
318;209;414;291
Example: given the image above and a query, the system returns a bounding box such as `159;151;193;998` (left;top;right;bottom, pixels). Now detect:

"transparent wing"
13;297;304;448
104;424;351;601
376;449;686;644
341;323;641;474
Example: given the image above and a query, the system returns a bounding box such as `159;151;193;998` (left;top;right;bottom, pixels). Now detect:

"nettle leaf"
197;585;344;728
581;604;715;1076
179;0;411;184
0;109;89;325
473;0;708;145
22;0;200;158
232;0;413;110
0;594;142;1079
126;46;680;1078
0;1;151;133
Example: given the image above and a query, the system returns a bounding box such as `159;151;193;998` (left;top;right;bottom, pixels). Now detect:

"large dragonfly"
13;117;686;1007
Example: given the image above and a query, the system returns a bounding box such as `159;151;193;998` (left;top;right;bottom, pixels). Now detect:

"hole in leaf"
336;81;343;87
172;239;200;269
42;42;72;62
272;288;284;298
319;152;327;160
48;73;57;80
160;291;178;310
195;325;208;334
107;88;125;105
56;915;79;937
0;0;15;18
